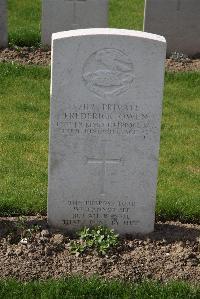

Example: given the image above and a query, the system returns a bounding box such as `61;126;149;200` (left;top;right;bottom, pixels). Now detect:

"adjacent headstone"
48;28;166;235
144;0;200;57
0;0;8;48
42;0;108;47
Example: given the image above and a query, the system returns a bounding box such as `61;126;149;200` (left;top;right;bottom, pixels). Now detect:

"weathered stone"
42;0;108;47
144;0;200;57
48;28;166;235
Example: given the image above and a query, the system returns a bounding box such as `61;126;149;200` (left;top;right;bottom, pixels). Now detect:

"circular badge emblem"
82;48;134;98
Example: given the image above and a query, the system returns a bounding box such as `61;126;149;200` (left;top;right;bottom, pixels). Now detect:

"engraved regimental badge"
82;49;134;98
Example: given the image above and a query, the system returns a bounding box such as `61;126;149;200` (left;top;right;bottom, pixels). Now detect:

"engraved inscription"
61;200;139;227
57;103;154;137
82;49;134;98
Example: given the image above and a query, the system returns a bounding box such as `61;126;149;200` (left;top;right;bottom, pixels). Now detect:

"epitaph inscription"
62;200;137;227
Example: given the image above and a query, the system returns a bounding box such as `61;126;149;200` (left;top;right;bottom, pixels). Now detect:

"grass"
157;72;200;222
109;0;145;30
0;63;50;215
0;63;199;222
8;0;145;47
0;278;199;299
8;0;41;47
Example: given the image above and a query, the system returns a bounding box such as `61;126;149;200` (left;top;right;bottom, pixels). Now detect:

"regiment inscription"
56;103;151;137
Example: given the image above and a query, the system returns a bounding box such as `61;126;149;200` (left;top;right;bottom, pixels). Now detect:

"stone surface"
144;0;200;57
41;0;108;47
0;0;7;48
48;28;166;235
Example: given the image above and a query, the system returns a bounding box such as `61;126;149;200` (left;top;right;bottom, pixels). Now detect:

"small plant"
70;226;119;256
15;216;41;242
26;224;41;239
16;216;27;239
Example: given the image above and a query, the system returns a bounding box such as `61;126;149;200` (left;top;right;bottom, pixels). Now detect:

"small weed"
15;216;41;242
70;226;119;256
25;224;41;239
16;216;27;239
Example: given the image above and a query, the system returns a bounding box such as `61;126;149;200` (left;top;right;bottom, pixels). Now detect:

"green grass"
0;278;199;299
8;0;145;47
109;0;145;30
0;63;200;222
8;0;41;47
0;63;50;215
157;72;200;222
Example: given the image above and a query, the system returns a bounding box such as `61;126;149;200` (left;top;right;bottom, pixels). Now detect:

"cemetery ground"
0;63;199;296
0;1;199;298
1;46;200;72
1;64;199;222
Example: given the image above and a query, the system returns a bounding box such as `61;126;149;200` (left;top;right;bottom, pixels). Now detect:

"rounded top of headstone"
52;28;166;44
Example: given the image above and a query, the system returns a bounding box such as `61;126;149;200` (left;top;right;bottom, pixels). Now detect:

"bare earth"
0;216;199;283
1;47;200;72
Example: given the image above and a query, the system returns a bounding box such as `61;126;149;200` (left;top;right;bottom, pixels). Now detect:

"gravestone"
48;28;166;235
0;0;8;48
144;0;200;57
41;0;108;47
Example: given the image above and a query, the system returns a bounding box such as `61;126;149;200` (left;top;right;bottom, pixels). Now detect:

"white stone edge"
52;28;166;44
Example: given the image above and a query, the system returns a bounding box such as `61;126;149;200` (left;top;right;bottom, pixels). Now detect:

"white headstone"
42;0;108;47
48;28;166;235
0;0;8;48
144;0;200;57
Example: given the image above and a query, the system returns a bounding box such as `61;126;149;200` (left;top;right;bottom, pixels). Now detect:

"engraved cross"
68;0;86;29
86;143;122;196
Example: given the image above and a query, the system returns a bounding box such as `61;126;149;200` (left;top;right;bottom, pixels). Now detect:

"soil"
0;47;51;67
0;216;199;283
1;47;200;72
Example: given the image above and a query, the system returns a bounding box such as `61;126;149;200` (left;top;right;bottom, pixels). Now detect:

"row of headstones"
1;0;200;56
